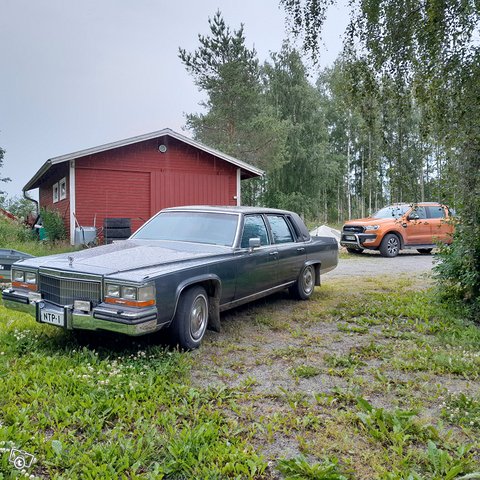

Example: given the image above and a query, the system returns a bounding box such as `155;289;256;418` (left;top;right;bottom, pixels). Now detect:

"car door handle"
296;247;305;253
269;251;278;256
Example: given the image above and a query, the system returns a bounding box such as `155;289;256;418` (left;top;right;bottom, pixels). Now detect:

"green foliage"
441;392;480;431
0;146;10;192
0;214;34;244
281;0;480;313
41;207;66;241
0;194;36;220
179;10;289;205
277;455;348;479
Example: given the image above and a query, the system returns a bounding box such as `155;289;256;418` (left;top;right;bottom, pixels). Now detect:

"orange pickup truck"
340;202;454;257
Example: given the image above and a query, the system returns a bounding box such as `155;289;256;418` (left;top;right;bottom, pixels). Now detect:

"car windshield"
131;211;239;246
372;205;410;219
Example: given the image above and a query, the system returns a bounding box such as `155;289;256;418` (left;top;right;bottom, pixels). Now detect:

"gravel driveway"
327;250;437;278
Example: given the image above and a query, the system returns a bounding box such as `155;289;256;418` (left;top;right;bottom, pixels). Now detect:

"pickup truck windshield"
131;211;239;246
373;205;410;219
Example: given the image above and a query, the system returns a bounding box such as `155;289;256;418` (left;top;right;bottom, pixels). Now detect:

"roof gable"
24;128;264;191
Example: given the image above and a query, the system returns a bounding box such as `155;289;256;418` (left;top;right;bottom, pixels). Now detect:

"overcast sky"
0;0;348;199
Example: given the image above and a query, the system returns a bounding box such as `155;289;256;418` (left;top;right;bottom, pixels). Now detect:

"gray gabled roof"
23;128;264;191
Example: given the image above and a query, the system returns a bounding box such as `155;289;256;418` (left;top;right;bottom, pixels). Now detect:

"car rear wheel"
417;248;433;254
346;247;364;254
290;264;315;300
169;286;208;350
380;234;400;257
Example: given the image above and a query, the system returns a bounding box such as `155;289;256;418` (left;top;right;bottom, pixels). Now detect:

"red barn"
23;128;263;244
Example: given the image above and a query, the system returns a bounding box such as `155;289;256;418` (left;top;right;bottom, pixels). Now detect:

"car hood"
343;217;401;227
15;240;233;282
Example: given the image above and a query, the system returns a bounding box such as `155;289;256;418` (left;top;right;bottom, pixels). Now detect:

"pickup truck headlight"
364;225;379;231
12;269;38;291
104;282;155;307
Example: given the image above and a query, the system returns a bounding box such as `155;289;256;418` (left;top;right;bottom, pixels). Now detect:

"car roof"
162;205;295;215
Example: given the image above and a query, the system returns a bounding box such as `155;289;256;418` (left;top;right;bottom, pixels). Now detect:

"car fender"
303;260;321;286
383;229;405;248
171;274;222;329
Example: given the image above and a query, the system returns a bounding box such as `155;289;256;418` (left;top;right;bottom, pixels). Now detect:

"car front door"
234;214;278;300
266;214;306;285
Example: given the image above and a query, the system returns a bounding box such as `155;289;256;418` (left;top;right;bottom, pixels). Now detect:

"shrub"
41;207;66;241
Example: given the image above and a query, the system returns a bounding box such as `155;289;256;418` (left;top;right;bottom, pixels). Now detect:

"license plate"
40;309;65;327
345;235;356;241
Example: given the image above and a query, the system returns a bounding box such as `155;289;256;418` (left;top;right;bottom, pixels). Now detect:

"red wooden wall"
73;137;238;234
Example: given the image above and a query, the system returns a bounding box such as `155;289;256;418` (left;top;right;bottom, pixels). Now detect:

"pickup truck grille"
343;225;365;234
39;270;102;305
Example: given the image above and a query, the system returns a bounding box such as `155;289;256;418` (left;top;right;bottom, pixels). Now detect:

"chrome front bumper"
2;289;162;336
340;233;377;249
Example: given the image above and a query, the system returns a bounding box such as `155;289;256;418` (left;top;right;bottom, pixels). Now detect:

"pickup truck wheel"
290;264;315;300
380;234;400;257
417;248;433;254
170;286;208;350
346;247;364;254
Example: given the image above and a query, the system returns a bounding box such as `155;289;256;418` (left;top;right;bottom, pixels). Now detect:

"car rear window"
426;206;445;218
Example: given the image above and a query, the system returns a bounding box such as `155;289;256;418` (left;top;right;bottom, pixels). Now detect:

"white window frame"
59;177;67;200
53;182;59;203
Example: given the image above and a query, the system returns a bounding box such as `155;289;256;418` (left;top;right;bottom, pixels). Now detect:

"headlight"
12;269;38;291
106;284;121;297
122;286;137;300
25;272;37;284
364;225;379;231
12;270;25;282
104;282;156;307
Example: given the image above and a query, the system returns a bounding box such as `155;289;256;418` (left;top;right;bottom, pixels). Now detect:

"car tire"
169;286;209;350
290;264;316;300
380;234;400;257
417;248;433;255
346;247;364;254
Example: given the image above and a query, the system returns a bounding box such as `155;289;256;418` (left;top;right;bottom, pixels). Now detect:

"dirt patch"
190;255;479;478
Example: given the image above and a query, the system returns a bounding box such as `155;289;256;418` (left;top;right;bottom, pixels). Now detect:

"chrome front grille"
39;270;102;306
343;225;365;234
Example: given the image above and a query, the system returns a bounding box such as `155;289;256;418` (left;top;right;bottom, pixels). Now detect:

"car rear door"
403;206;431;245
426;205;453;243
265;214;306;285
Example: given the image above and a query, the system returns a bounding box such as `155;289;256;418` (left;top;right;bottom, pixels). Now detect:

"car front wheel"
169;286;209;350
290;264;316;300
380;234;400;257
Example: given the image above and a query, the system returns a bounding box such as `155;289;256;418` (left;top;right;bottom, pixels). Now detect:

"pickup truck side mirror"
248;237;261;252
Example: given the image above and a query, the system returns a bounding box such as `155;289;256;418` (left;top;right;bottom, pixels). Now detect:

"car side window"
267;215;294;244
426;206;445;218
240;215;270;248
411;206;427;219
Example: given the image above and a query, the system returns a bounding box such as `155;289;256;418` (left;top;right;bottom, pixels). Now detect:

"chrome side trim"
219;282;294;312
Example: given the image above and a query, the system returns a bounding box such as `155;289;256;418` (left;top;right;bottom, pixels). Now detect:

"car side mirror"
408;213;420;221
248;237;261;252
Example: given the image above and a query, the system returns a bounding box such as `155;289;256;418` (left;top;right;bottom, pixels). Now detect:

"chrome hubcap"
190;294;208;340
302;266;314;294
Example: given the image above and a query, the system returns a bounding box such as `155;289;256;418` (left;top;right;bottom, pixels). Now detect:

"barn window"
59;177;67;200
53;182;59;203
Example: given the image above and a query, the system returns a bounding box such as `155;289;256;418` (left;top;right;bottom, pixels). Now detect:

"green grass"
1;271;480;478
